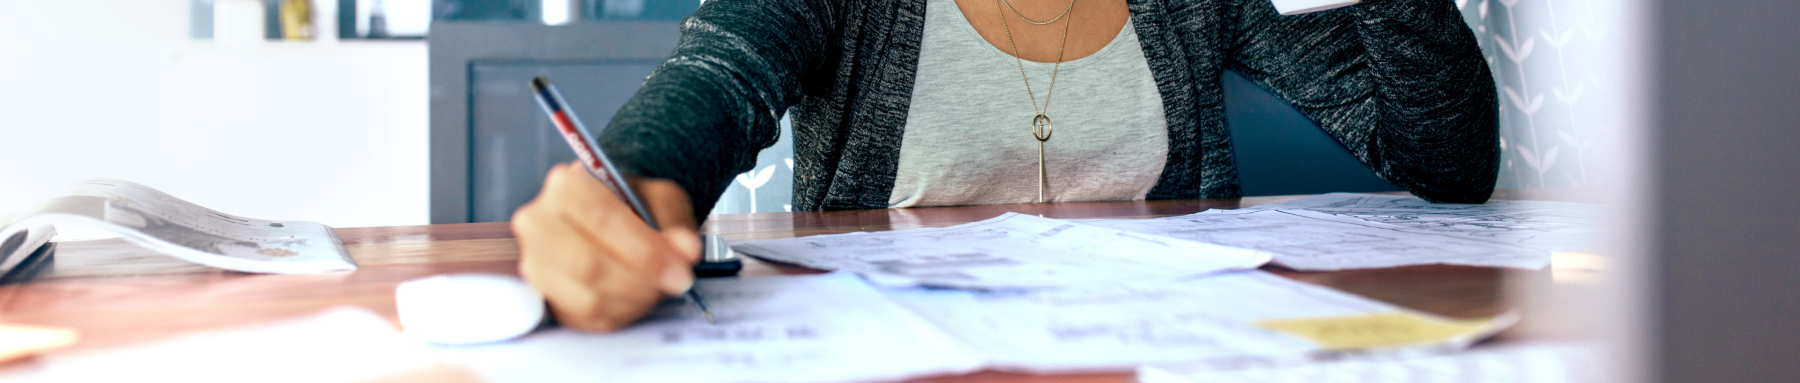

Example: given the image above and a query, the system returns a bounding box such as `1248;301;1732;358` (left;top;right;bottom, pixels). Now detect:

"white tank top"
889;0;1170;208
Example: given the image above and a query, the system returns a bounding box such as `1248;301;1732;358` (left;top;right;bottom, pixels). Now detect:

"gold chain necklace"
999;0;1076;25
995;0;1073;203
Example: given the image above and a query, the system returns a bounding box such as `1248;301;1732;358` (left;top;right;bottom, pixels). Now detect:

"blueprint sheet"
730;213;1272;289
1245;193;1595;252
438;273;983;383
1082;210;1553;270
882;271;1422;373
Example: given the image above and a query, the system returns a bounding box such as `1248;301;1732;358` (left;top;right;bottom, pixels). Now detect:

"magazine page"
0;179;354;274
0;224;56;277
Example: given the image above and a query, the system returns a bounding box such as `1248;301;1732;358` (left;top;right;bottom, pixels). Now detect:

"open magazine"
0;179;356;275
0;222;56;280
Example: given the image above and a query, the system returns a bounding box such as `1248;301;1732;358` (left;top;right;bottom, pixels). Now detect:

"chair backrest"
1220;70;1401;196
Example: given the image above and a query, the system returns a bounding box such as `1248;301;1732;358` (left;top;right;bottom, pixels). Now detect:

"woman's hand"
511;162;703;332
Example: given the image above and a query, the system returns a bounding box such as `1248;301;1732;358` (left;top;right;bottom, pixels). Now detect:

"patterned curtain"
709;115;795;214
1461;0;1629;189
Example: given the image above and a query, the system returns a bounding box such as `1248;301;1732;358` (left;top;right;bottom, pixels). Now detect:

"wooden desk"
0;192;1553;382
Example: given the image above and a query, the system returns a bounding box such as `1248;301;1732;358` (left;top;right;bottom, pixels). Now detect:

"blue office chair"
1220;71;1401;196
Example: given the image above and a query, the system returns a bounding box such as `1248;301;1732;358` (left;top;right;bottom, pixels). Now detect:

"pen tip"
702;310;717;324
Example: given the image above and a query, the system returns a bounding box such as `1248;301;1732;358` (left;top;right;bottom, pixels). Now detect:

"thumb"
629;178;702;264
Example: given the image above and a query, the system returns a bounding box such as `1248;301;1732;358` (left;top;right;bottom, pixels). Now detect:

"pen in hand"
529;75;716;324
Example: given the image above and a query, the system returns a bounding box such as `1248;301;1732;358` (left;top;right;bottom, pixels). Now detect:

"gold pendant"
1031;114;1054;203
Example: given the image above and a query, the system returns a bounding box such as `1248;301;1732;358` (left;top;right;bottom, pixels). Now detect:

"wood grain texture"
0;191;1558;382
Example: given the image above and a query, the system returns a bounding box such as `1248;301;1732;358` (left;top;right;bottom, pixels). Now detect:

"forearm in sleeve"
598;0;837;222
1230;0;1499;203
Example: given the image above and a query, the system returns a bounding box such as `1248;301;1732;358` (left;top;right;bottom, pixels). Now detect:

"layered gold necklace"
995;0;1075;203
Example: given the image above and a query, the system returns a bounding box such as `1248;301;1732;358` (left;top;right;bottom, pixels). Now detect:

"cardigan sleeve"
1225;0;1500;203
596;0;840;222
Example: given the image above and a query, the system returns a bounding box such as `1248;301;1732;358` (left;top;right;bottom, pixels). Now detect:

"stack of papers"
736;194;1594;273
1245;193;1595;252
12;193;1584;382
882;272;1510;373
433;193;1584;381
439;273;983;383
732;213;1271;289
439;272;1508;382
16;273;1511;383
1082;210;1553;270
1080;194;1595;270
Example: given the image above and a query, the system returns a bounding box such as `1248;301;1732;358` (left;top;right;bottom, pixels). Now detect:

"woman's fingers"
542;163;694;293
514;205;601;323
509;162;703;332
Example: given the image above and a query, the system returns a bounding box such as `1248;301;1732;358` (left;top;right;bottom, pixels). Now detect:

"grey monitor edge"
430;21;681;224
468;58;666;223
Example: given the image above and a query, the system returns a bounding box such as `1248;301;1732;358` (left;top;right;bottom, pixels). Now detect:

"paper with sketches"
880;271;1507;373
1245;193;1595;252
1138;342;1598;383
0;179;354;274
7;307;436;383
729;213;1271;289
1082;209;1554;270
438;273;984;383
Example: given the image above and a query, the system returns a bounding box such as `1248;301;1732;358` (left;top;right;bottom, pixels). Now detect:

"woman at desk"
510;0;1498;331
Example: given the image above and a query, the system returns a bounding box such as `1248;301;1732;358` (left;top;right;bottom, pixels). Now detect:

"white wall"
0;0;429;228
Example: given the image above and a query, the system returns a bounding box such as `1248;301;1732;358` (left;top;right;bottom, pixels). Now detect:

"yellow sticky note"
1254;312;1497;350
0;324;79;362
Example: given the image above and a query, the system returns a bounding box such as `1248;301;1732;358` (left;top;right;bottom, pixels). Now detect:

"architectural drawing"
1246;193;1594;252
883;272;1427;373
1084;209;1555;270
731;213;1271;289
439;273;983;383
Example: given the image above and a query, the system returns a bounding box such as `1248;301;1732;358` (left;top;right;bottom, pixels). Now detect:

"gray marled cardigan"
598;0;1499;222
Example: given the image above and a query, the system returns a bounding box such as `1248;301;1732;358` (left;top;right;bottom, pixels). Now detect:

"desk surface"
0;191;1558;382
